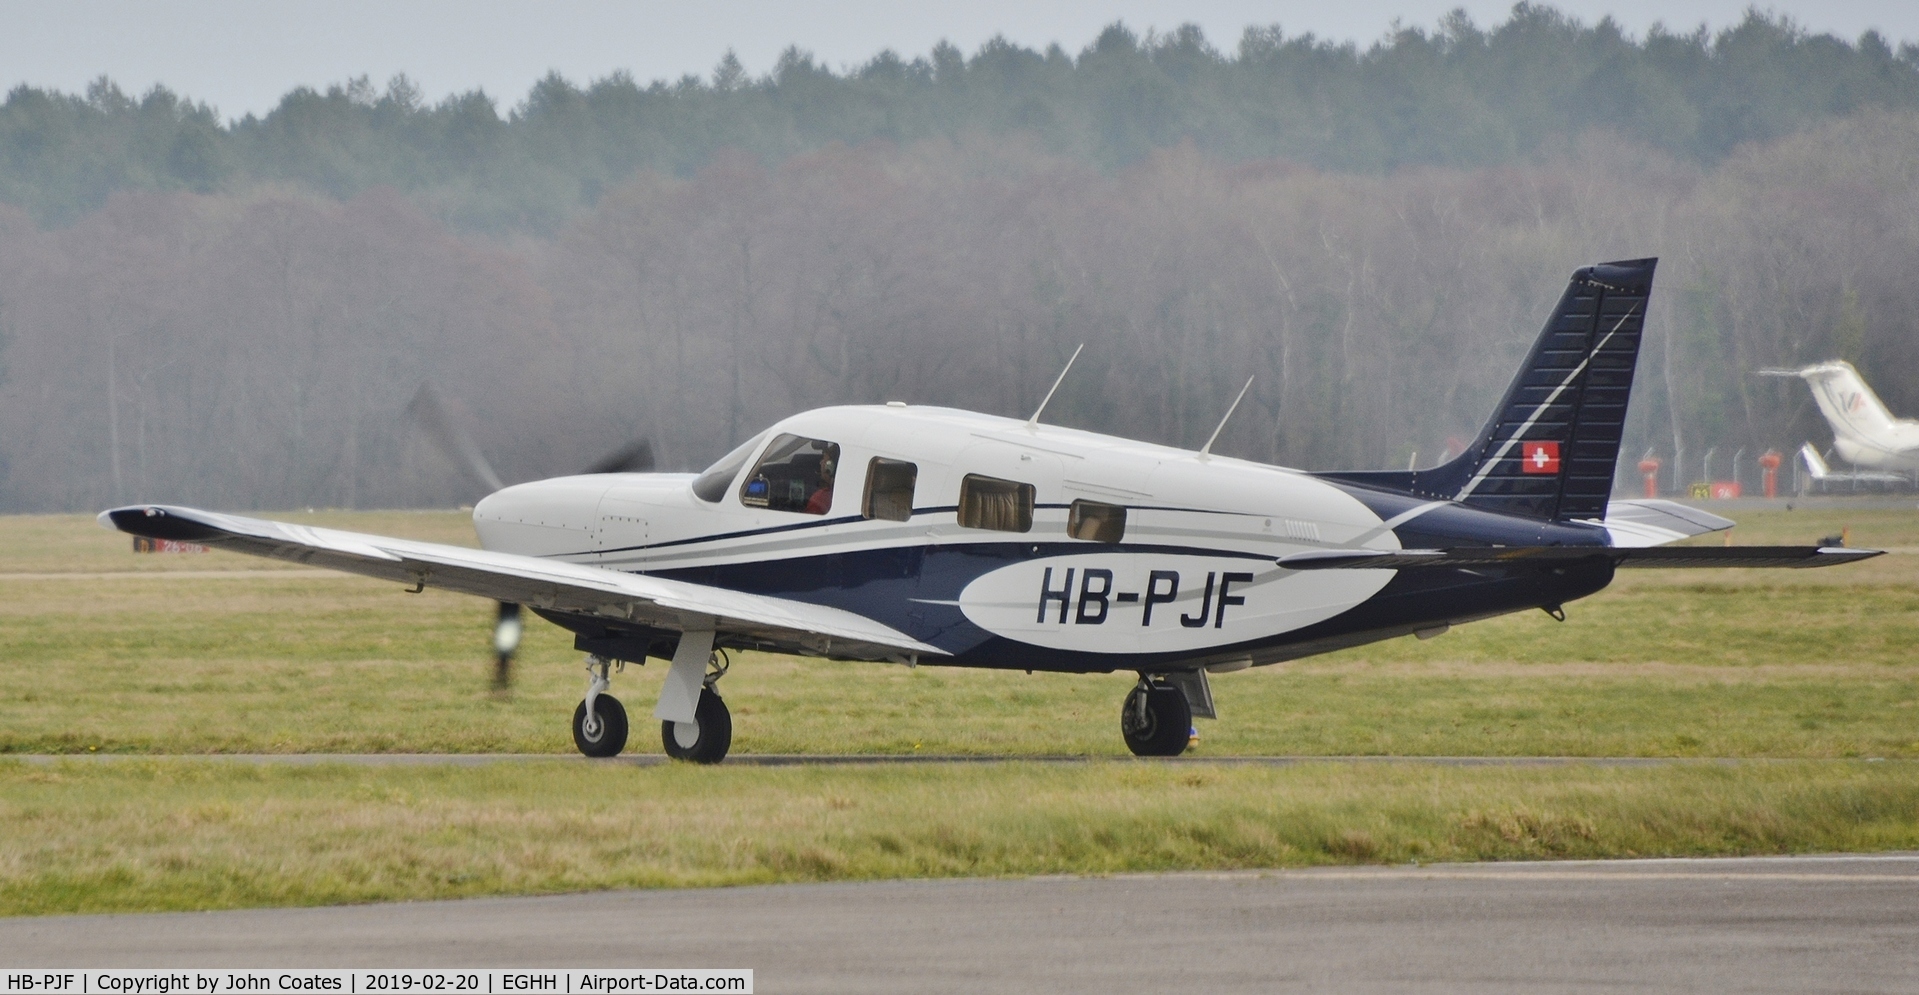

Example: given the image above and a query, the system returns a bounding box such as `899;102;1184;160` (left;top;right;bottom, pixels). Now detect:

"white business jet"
1762;360;1919;473
105;258;1878;763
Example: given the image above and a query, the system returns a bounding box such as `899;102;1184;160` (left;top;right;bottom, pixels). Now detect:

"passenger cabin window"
690;432;766;503
958;474;1034;532
1068;500;1126;542
740;434;841;514
863;458;917;522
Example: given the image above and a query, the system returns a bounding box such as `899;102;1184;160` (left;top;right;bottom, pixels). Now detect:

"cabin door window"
740;434;841;514
958;474;1035;532
1067;500;1126;542
863;458;918;522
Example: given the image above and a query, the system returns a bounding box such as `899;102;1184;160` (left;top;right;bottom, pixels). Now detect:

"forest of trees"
4;6;1918;230
0;5;1915;511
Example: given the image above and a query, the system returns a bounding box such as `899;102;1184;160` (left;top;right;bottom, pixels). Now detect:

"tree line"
2;5;1917;231
1;108;1913;512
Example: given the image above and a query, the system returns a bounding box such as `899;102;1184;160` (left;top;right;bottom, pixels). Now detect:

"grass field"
2;501;1916;915
3;504;1914;758
4;758;1916;916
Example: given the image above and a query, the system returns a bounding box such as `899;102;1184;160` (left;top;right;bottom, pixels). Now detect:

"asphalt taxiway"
4;855;1915;993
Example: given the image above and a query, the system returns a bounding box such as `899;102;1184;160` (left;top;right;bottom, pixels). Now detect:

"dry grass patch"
2;758;1915;916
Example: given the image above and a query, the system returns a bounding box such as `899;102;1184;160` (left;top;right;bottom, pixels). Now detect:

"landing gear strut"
573;654;629;757
1121;675;1191;757
662;648;733;765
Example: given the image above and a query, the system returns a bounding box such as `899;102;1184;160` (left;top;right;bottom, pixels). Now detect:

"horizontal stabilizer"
1278;545;1881;571
1591;498;1734;547
1610;546;1882;568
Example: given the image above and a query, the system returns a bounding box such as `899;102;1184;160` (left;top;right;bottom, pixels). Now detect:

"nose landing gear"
573;654;629;757
1121;675;1192;757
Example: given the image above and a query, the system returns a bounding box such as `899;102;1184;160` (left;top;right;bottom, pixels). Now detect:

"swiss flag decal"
1521;440;1561;474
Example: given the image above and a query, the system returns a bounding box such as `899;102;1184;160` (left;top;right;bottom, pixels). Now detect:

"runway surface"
6;855;1916;993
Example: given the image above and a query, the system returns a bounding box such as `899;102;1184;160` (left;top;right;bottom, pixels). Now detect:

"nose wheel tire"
573;694;629;757
1121;683;1191;757
663;687;733;764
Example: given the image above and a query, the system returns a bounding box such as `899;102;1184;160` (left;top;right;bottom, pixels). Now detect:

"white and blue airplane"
104;258;1879;762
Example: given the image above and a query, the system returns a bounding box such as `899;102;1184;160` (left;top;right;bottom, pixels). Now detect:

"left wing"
100;505;946;663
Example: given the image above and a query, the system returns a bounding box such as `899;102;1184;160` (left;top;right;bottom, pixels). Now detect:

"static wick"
1197;376;1257;461
1026;343;1085;430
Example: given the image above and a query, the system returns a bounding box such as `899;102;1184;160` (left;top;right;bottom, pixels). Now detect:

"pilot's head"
819;454;836;483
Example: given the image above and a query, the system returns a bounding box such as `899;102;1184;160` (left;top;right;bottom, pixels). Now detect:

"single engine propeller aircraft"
104;258;1880;763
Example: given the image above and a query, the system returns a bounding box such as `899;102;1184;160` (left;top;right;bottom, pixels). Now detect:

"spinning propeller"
405;384;656;688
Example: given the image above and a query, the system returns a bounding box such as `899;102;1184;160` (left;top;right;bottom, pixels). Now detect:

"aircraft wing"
1279;544;1882;571
99;505;947;662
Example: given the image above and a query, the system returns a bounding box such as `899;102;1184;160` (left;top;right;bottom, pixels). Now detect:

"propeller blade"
492;601;523;690
406;384;506;493
584;438;656;474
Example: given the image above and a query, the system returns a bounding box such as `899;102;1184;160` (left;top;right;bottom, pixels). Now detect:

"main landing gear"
1121;675;1192;757
570;649;733;764
662;649;733;765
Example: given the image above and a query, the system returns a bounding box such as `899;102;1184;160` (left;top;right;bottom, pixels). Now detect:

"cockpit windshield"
740;434;841;514
690;432;767;503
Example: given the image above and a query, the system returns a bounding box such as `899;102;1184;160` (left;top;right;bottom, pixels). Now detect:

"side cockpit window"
1068;500;1126;542
691;433;767;503
740;434;841;514
958;474;1034;532
863;458;917;522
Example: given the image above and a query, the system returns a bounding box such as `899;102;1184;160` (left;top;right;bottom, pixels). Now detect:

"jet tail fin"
1320;258;1656;522
1769;361;1899;443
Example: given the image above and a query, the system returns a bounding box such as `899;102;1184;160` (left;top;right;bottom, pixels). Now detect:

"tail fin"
1320;258;1656;521
1789;361;1897;443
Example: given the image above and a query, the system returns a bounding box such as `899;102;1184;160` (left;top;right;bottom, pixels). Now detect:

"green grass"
3;758;1915;916
3;504;1916;917
2;506;1916;757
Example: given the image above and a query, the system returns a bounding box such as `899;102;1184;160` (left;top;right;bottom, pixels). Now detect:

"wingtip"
96;504;227;542
1817;546;1884;560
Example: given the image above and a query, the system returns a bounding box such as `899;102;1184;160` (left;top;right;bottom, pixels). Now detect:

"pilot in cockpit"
804;451;837;514
739;434;840;514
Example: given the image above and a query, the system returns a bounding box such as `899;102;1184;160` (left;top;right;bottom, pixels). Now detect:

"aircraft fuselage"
474;404;1615;674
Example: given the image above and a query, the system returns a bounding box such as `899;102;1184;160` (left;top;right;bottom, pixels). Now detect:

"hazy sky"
6;0;1916;120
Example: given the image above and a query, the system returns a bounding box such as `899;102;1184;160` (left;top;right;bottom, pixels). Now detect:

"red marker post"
1758;450;1782;499
1637;457;1661;498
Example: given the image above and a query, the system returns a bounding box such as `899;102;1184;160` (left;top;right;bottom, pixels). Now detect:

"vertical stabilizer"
1319;258;1656;522
1795;361;1898;443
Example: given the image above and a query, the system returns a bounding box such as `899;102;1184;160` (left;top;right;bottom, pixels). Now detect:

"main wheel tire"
1121;684;1191;757
662;687;732;764
573;694;629;757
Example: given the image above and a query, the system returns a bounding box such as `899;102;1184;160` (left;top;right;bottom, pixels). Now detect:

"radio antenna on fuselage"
1197;376;1256;461
1025;343;1085;430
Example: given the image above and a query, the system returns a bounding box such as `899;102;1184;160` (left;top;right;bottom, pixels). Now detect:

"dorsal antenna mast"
1197;376;1256;461
1025;343;1085;430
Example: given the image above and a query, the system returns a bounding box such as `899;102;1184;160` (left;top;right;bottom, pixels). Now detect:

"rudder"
1320;258;1656;521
